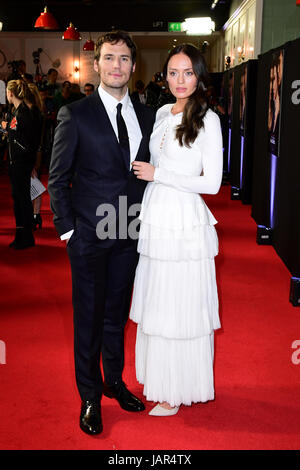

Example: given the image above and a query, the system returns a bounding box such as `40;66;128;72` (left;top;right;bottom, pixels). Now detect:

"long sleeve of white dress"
153;110;223;195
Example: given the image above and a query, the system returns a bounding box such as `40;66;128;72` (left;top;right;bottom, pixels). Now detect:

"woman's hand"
132;161;155;182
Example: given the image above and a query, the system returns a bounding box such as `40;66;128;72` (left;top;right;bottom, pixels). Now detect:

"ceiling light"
181;18;215;35
211;0;219;10
34;6;59;30
83;33;95;51
62;23;81;41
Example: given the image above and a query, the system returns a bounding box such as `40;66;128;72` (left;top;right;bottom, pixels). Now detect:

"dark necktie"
116;103;130;171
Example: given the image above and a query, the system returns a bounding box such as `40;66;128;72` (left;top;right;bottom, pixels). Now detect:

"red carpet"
0;169;299;450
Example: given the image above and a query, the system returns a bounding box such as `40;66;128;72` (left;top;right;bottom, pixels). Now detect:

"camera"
32;48;43;65
154;72;163;83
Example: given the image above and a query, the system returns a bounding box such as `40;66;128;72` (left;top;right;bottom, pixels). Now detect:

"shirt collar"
98;84;131;113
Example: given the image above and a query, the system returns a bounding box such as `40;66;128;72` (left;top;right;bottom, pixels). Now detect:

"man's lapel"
89;91;128;170
131;97;147;162
89;91;118;143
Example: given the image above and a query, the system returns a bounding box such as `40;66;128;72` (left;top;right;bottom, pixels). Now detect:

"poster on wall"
227;60;257;203
273;37;300;278
268;49;284;158
268;49;284;229
239;64;247;189
239;65;247;137
227;71;234;172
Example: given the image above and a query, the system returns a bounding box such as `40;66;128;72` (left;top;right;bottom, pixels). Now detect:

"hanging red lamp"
83;33;95;51
34;6;59;30
62;23;81;41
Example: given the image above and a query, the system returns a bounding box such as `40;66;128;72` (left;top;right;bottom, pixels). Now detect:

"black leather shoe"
13;228;35;250
103;381;145;412
9;228;22;248
80;400;103;435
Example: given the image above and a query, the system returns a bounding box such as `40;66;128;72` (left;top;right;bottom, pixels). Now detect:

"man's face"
94;40;135;95
84;86;94;96
48;71;58;83
39;90;48;101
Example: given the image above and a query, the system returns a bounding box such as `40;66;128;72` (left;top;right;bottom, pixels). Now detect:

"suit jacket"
48;90;156;240
7;102;40;165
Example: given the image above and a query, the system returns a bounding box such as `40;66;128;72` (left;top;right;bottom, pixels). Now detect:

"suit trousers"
9;161;34;229
67;232;139;401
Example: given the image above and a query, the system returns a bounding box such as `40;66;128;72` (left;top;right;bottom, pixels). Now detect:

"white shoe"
149;404;179;416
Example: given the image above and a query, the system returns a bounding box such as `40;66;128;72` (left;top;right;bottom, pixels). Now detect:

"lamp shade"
34;7;59;30
83;39;95;51
62;23;81;41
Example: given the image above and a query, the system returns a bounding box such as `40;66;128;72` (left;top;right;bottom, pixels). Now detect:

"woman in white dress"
130;44;223;416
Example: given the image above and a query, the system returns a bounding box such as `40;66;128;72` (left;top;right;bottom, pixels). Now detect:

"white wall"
223;0;263;69
0;32;85;83
210;33;225;72
0;31;168;90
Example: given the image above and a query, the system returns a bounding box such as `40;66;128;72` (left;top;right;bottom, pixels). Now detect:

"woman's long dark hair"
163;44;210;148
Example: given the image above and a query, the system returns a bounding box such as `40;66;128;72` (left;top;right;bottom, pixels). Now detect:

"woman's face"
271;65;279;98
166;53;198;101
6;88;13;104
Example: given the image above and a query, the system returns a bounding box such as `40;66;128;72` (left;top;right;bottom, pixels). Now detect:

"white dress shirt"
98;85;142;162
61;84;143;241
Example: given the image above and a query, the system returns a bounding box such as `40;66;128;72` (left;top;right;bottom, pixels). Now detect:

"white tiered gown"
130;104;223;407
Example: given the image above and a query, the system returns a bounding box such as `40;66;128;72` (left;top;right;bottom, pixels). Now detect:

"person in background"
17;60;27;77
144;72;164;108
130;80;146;104
1;80;39;249
68;83;85;103
53;81;72;110
83;83;95;96
46;68;60;97
25;83;44;230
38;83;56;170
156;78;176;109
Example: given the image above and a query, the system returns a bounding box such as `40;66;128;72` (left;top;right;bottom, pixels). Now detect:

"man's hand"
31;168;38;178
131;161;155;182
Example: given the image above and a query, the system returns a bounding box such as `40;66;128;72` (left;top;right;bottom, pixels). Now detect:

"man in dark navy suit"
48;31;155;435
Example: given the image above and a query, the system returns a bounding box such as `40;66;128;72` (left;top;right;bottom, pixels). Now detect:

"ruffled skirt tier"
129;183;220;406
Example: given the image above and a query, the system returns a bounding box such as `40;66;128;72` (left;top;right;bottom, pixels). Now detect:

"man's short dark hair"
84;83;95;90
47;68;58;76
94;30;137;65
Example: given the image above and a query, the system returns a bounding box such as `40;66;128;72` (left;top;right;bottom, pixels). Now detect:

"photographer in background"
131;80;147;104
46;68;60;97
144;72;163;108
7;60;23;81
156;77;176;109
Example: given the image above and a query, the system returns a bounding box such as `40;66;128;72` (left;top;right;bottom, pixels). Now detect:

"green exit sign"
168;22;182;32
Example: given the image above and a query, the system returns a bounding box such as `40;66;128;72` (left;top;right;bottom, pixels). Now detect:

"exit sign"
168;22;182;32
